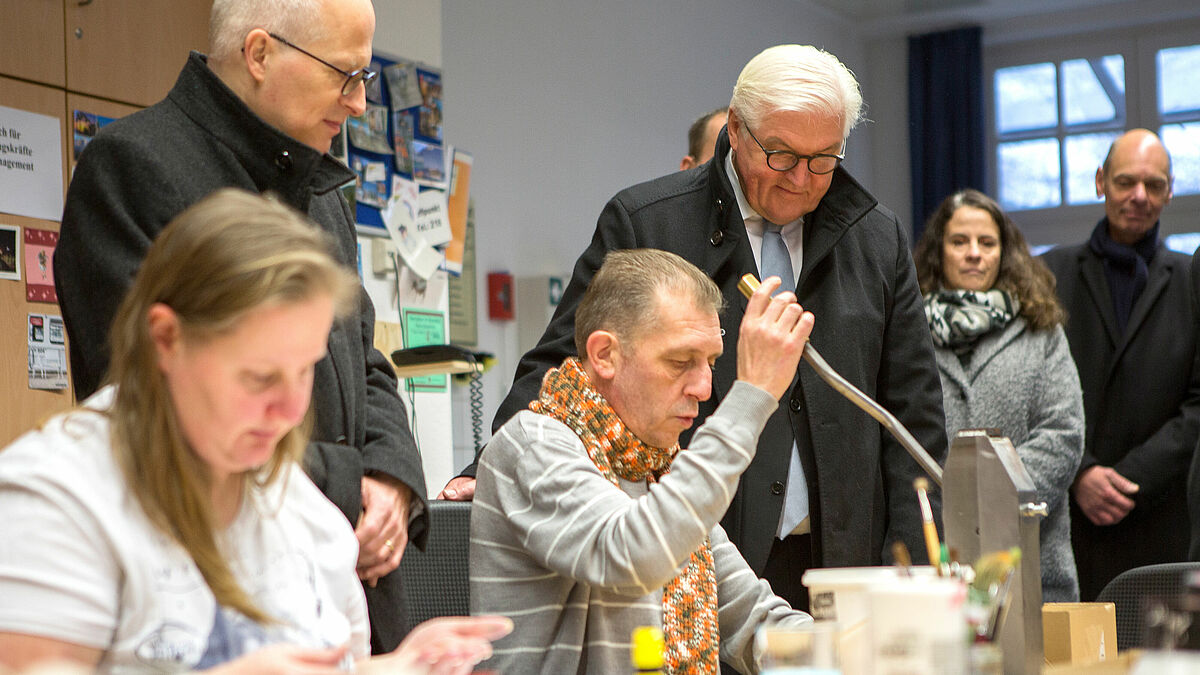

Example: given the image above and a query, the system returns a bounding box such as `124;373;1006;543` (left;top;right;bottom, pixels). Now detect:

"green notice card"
401;307;447;391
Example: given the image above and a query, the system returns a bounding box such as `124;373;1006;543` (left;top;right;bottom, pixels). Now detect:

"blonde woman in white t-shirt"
0;189;508;674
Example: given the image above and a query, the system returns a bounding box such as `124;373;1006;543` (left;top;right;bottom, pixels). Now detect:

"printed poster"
28;313;68;390
24;227;57;303
0;105;64;221
401;308;447;392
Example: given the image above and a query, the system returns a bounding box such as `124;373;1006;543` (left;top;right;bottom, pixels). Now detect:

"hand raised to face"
736;275;814;400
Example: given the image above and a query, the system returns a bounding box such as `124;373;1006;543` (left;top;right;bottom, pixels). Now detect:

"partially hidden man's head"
208;0;376;154
679;107;728;171
575;249;725;449
726;44;863;226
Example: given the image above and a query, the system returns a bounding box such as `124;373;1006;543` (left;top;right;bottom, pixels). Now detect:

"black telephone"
391;344;476;367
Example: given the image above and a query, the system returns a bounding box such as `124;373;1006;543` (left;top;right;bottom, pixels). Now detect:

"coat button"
275;150;293;170
790;397;802;412
709;230;724;246
770;481;785;495
716;197;726;213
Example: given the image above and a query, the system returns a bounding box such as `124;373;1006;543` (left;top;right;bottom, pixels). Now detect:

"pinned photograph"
384;61;423;110
352;155;389;209
417;68;443;142
71;110;116;161
392;110;415;174
412;140;447;188
347;102;394;155
0;224;19;281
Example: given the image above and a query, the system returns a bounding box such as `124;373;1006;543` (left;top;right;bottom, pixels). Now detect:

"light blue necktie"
760;224;808;536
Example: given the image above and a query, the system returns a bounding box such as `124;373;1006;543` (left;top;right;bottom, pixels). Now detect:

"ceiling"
804;0;1146;36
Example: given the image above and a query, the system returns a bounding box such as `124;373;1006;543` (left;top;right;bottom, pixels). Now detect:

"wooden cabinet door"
0;76;72;447
0;0;65;86
65;0;212;107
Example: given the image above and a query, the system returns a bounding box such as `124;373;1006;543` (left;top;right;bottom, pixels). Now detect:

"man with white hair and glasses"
55;0;426;653
453;44;948;613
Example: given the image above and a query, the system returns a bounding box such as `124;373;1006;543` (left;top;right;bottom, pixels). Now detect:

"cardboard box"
1042;650;1139;674
1043;602;1118;666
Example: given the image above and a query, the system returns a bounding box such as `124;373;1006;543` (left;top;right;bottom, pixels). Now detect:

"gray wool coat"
934;317;1085;601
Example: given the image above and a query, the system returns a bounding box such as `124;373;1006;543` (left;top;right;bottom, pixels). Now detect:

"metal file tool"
736;273;944;485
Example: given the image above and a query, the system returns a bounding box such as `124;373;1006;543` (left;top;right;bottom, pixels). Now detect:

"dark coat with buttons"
55;52;427;652
1041;240;1198;600
487;128;948;574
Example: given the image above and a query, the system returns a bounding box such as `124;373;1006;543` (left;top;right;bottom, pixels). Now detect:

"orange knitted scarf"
530;357;719;674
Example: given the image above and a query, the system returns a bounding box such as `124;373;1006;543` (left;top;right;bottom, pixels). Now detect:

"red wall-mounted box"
487;272;514;320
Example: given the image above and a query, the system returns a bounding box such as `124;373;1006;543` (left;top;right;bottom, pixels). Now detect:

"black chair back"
1095;561;1200;649
398;500;472;627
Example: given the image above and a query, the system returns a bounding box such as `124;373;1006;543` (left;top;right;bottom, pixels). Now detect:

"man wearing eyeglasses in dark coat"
443;44;948;614
54;0;426;653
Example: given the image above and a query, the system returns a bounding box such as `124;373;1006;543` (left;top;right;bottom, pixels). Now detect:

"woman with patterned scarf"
913;188;1085;602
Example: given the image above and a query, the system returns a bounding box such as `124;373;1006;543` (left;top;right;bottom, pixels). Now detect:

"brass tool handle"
738;273;944;486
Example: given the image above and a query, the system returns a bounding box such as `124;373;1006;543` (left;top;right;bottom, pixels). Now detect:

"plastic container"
802;566;937;625
801;566;939;675
869;576;968;674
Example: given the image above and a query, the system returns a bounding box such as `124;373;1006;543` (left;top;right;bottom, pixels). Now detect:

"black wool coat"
55;53;428;652
486;129;948;573
1042;236;1199;601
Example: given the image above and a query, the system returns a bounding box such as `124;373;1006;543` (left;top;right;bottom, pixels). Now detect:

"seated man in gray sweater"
471;249;815;674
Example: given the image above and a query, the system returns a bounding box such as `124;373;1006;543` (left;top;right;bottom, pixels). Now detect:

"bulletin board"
0;81;142;446
344;51;446;230
0;76;71;446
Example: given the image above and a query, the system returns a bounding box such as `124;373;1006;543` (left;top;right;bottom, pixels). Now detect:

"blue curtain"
908;26;984;240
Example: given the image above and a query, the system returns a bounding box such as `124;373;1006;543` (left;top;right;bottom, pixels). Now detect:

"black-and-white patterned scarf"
923;288;1019;354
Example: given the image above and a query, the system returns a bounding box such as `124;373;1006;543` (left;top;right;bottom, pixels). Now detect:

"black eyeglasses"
268;32;377;97
743;123;844;175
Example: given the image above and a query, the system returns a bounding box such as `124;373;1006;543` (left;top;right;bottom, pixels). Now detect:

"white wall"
360;0;453;496
862;36;911;233
439;0;866;469
383;0;1200;481
374;0;441;65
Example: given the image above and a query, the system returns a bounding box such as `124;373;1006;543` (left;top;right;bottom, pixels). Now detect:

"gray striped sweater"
470;381;812;674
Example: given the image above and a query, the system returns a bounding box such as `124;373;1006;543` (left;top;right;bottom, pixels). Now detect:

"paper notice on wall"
28;313;68;390
381;175;442;280
0;105;63;221
444;150;472;276
415;189;451;246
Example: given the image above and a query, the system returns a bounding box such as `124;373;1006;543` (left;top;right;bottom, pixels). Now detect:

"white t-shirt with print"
0;387;370;672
